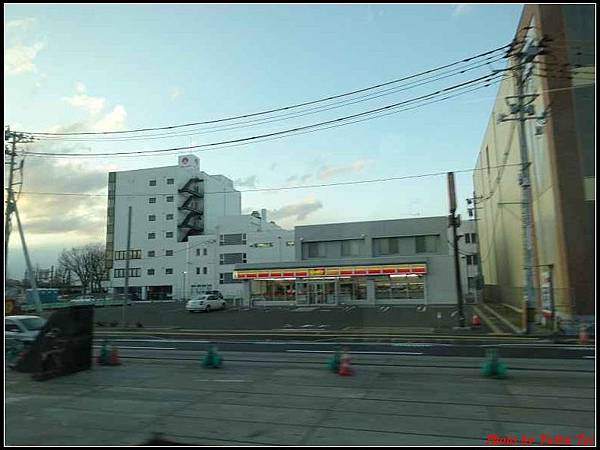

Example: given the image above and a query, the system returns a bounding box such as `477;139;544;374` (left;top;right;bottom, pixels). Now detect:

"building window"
114;268;141;278
466;255;479;265
220;272;240;284
148;269;155;276
203;248;207;256
286;241;295;246
149;215;156;222
196;267;201;275
115;250;142;260
166;232;174;238
148;233;156;239
167;178;174;185
196;248;201;256
341;240;363;257
251;242;273;248
166;214;174;220
166;196;174;202
149;180;156;186
465;233;471;244
468;277;477;289
470;233;477;244
416;235;439;253
373;238;399;256
166;250;174;256
203;267;208;275
166;268;173;275
305;242;325;259
220;233;246;246
220;253;247;265
148;250;155;257
149;197;156;204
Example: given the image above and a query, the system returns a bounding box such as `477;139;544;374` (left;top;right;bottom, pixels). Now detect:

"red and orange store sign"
234;264;427;280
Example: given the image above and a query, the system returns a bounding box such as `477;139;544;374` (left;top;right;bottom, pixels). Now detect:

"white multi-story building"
105;155;294;301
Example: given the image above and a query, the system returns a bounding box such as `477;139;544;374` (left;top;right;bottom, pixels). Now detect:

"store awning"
234;263;427;280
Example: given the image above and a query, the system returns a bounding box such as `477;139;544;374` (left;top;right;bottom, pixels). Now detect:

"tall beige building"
473;4;594;331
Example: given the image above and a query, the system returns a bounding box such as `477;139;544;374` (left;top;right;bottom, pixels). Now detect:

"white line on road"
583;356;595;359
286;350;423;355
95;339;211;344
196;379;248;382
92;345;176;350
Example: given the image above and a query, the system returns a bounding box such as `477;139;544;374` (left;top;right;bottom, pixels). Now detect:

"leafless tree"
57;244;108;294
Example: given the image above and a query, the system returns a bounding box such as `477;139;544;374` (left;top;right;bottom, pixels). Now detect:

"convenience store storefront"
234;263;427;306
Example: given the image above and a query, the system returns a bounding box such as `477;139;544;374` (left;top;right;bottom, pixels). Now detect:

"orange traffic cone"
338;351;353;376
471;314;481;328
109;344;121;366
578;325;589;345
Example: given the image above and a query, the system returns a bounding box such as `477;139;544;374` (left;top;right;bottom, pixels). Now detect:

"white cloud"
92;105;127;131
75;81;87;93
4;41;46;75
317;159;370;181
6;17;36;31
452;4;473;17
234;175;258;189
63;93;106;115
170;87;182;100
270;198;323;222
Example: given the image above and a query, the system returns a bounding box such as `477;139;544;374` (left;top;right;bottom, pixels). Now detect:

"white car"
186;295;227;313
70;296;95;305
5;315;47;346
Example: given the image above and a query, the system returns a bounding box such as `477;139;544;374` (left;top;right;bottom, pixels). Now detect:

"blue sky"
4;4;523;277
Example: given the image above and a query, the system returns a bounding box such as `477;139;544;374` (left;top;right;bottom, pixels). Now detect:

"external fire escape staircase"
177;177;204;241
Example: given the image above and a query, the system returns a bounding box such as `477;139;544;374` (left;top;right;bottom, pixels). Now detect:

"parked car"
70;296;95;305
205;290;224;299
186;295;227;313
5;315;47;346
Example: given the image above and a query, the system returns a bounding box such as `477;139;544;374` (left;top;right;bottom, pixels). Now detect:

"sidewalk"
5;353;595;446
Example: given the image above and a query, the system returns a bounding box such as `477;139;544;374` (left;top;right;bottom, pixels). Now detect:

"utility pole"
497;40;547;334
122;206;132;326
4;127;42;313
448;172;465;328
467;194;484;304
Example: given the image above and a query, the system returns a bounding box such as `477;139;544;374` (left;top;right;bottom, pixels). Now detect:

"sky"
4;3;524;278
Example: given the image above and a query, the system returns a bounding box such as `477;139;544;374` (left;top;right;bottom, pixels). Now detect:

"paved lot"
91;303;493;333
5;353;595;446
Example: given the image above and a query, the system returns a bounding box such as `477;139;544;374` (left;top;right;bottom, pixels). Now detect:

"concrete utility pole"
448;172;465;328
4;127;42;314
498;40;547;333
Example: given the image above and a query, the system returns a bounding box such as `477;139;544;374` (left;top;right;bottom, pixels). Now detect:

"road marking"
196;379;248;382
583;356;595;359
286;350;423;355
94;339;211;344
93;345;176;350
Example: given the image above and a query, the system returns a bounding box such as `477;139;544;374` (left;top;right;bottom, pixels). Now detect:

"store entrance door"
307;281;336;305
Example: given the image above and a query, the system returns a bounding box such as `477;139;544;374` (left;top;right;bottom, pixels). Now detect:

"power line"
17;163;523;198
21;72;505;158
31;55;508;143
16;43;513;137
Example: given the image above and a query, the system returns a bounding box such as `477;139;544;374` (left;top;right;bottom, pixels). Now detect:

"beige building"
473;4;594;330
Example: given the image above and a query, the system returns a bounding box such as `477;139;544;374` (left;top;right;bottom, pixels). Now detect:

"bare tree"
57;244;108;294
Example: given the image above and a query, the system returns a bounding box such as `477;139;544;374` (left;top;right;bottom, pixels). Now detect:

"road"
5;348;595;446
93;336;595;361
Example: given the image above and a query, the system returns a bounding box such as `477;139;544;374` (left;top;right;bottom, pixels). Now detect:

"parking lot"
88;302;486;333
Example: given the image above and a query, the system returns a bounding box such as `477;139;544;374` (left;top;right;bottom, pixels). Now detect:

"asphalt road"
93;302;496;333
92;337;595;361
6;351;595;445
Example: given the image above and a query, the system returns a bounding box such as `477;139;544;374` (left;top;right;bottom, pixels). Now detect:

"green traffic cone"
97;340;110;365
202;345;222;368
481;349;507;378
327;349;341;373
